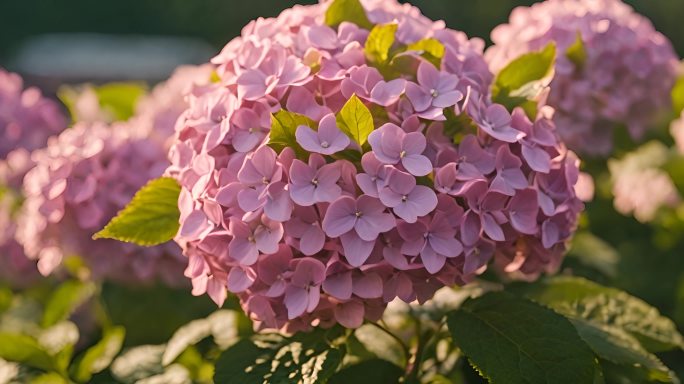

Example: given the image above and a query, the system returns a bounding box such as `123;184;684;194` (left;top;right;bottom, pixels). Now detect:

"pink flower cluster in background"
0;68;67;286
486;0;679;156
0;68;67;159
170;0;583;332
15;67;211;284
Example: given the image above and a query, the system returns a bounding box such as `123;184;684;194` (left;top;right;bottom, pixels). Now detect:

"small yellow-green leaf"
492;43;556;113
268;110;317;159
365;23;398;65
325;0;372;30
336;94;374;146
94;177;181;246
671;75;684;116
406;38;445;67
567;33;588;68
58;83;146;123
0;333;54;371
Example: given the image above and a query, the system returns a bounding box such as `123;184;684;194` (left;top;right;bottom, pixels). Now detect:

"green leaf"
162;310;238;366
0;333;54;371
446;291;596;384
567;232;619;278
406;38;445;67
94;83;147;121
365;23;398;65
72;326;125;383
110;344;166;383
515;276;684;352
601;360;678;384
336;94;374;147
101;283;215;346
268;110;316;159
492;43;556;115
42;281;96;328
214;334;343;384
0;287;12;314
353;324;406;367
672;75;684;116
566;33;587;68
30;372;69;384
94;177;181;246
58;83;146;123
329;359;404;383
571;320;676;383
324;0;372;30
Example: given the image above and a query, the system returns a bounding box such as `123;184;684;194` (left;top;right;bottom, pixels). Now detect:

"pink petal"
334;300;364;328
340;231;374;267
227;267;255;293
352;273;383;299
323;272;353;300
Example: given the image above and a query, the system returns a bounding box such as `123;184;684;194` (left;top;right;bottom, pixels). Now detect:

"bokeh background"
1;0;684;378
1;0;682;87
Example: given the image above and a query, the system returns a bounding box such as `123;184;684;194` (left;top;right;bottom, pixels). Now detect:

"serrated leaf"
0;333;54;371
72;326;125;383
268;110;316;159
328;359;403;383
515;276;684;352
492;43;556;114
572;320;676;383
162;310;238;366
406;38;445;67
94;177;181;246
336;94;374;147
365;23;398;65
447;291;596;384
214;333;343;384
566;33;587;68
42;281;96;328
324;0;372;30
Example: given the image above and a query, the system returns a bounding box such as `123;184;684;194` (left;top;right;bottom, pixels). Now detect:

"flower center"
248;127;255;134
248;235;256;243
430;88;438;97
399;150;407;158
401;195;408;202
320;141;330;148
355;211;363;218
262;177;270;185
311;178;319;186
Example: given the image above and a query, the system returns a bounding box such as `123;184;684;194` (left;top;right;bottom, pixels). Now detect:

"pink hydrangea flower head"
16;122;186;284
170;0;584;332
486;0;679;156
